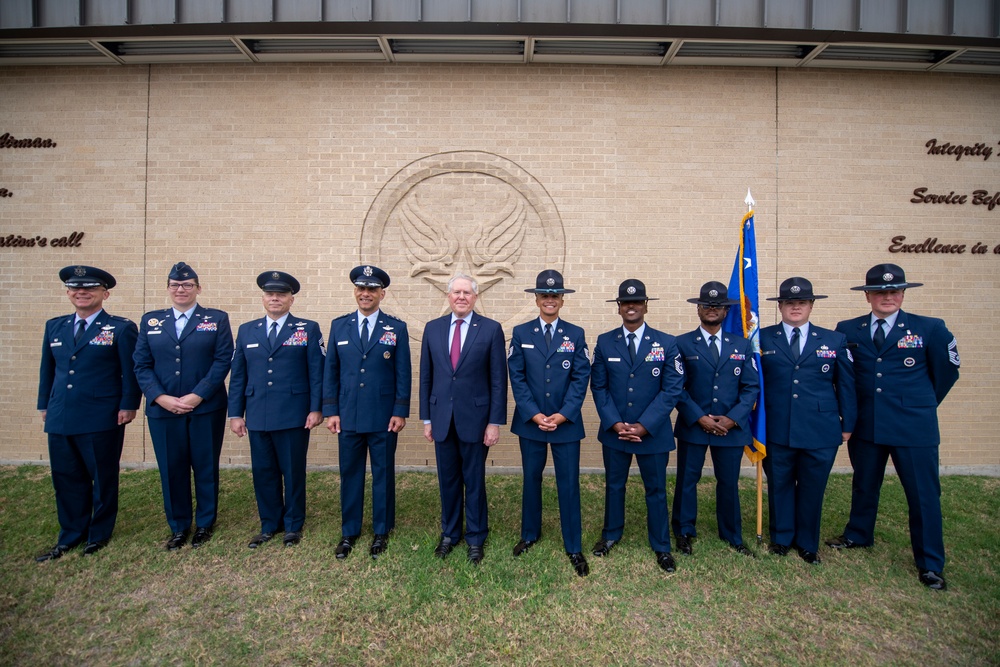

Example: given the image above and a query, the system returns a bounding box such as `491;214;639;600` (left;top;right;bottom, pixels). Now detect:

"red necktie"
451;319;464;370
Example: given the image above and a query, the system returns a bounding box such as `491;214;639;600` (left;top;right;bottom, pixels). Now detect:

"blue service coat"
229;314;325;431
323;311;411;431
38;310;141;434
507;319;590;443
419;312;507;443
674;330;759;448
836;310;959;447
759;323;857;448
590;325;684;455
134;305;233;416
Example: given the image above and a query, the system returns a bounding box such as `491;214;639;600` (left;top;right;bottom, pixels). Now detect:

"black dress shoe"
655;551;677;573
467;544;484;564
919;570;947;591
730;543;756;558
248;532;274;549
768;543;789;556
825;534;870;550
370;534;389;558
191;527;213;549
591;539;617;557
434;536;457;559
35;544;71;562
797;548;821;565
676;534;694;555
512;539;536;557
568;552;590;577
283;531;302;547
83;540;109;556
165;530;190;551
335;535;358;559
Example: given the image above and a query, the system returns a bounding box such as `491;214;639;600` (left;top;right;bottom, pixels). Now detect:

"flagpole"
745;189;764;545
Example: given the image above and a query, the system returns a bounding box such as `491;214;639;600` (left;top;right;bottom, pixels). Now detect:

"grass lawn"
0;465;997;666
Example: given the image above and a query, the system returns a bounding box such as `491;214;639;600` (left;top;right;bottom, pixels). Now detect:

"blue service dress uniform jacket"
38;310;141;547
835;310;959;572
134;305;233;533
672;330;759;545
229;315;325;534
507;318;590;553
323;311;411;537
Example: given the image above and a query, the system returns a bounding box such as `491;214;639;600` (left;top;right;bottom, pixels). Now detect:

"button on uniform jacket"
590;325;684;455
229;315;325;431
836;310;959;447
507;319;590;443
323;311;411;432
38;311;141;435
674;330;759;448
759;324;857;448
133;306;233;417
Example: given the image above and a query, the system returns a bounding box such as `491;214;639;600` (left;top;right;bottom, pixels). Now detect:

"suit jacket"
507;318;590;443
38;309;141;435
759;323;857;449
133;305;233;418
323;310;411;433
590;325;684;454
836;310;959;447
228;314;325;432
674;329;760;448
419;312;507;443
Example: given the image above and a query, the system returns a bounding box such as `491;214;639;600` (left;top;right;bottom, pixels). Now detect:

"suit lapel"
363;315;384;353
455;313;482;371
882;311;906;352
800;328;821;360
632;331;652;371
773;327;797;362
68;317;89;353
178;307;201;343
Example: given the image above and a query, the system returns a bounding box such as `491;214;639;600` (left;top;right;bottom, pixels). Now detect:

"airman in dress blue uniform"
134;262;233;550
35;266;141;561
759;277;856;564
590;279;685;573
507;270;591;577
324;265;411;559
672;281;760;557
826;264;960;591
229;271;325;549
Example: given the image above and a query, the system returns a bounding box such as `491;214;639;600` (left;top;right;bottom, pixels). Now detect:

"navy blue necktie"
873;319;886;348
75;319;86;343
708;335;720;365
627;332;636;364
268;321;278;347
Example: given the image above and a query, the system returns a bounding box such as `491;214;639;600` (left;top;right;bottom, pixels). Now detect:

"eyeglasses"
168;282;198;291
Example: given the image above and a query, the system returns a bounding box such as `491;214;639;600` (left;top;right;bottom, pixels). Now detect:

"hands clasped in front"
697;414;736;437
612;421;648;442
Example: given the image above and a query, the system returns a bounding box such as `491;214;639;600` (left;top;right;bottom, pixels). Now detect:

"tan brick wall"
1;63;996;470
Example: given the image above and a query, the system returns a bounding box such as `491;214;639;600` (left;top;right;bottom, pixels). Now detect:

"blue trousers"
149;409;226;533
338;430;397;536
47;426;125;546
434;420;489;547
518;437;583;554
250;427;310;534
601;445;671;552
765;442;837;553
672;441;745;546
843;439;944;572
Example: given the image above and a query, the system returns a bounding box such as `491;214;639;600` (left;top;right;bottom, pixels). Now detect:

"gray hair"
447;273;479;294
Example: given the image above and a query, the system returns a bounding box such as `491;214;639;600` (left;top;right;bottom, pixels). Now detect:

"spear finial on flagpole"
745;188;755;212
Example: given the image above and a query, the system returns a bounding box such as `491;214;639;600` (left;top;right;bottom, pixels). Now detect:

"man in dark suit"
507;270;591;577
759;277;856;565
826;264;960;591
35;265;141;561
673;281;760;557
134;262;233;550
590;279;684;573
229;271;325;549
324;265;411;560
420;273;507;564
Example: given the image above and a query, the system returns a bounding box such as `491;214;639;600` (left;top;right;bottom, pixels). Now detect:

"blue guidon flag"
722;206;767;464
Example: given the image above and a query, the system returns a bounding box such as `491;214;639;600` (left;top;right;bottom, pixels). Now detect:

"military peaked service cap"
687;281;740;306
257;271;300;294
168;262;198;282
851;263;924;291
608;278;658;302
60;265;115;289
766;277;828;302
351;265;390;288
525;269;575;294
